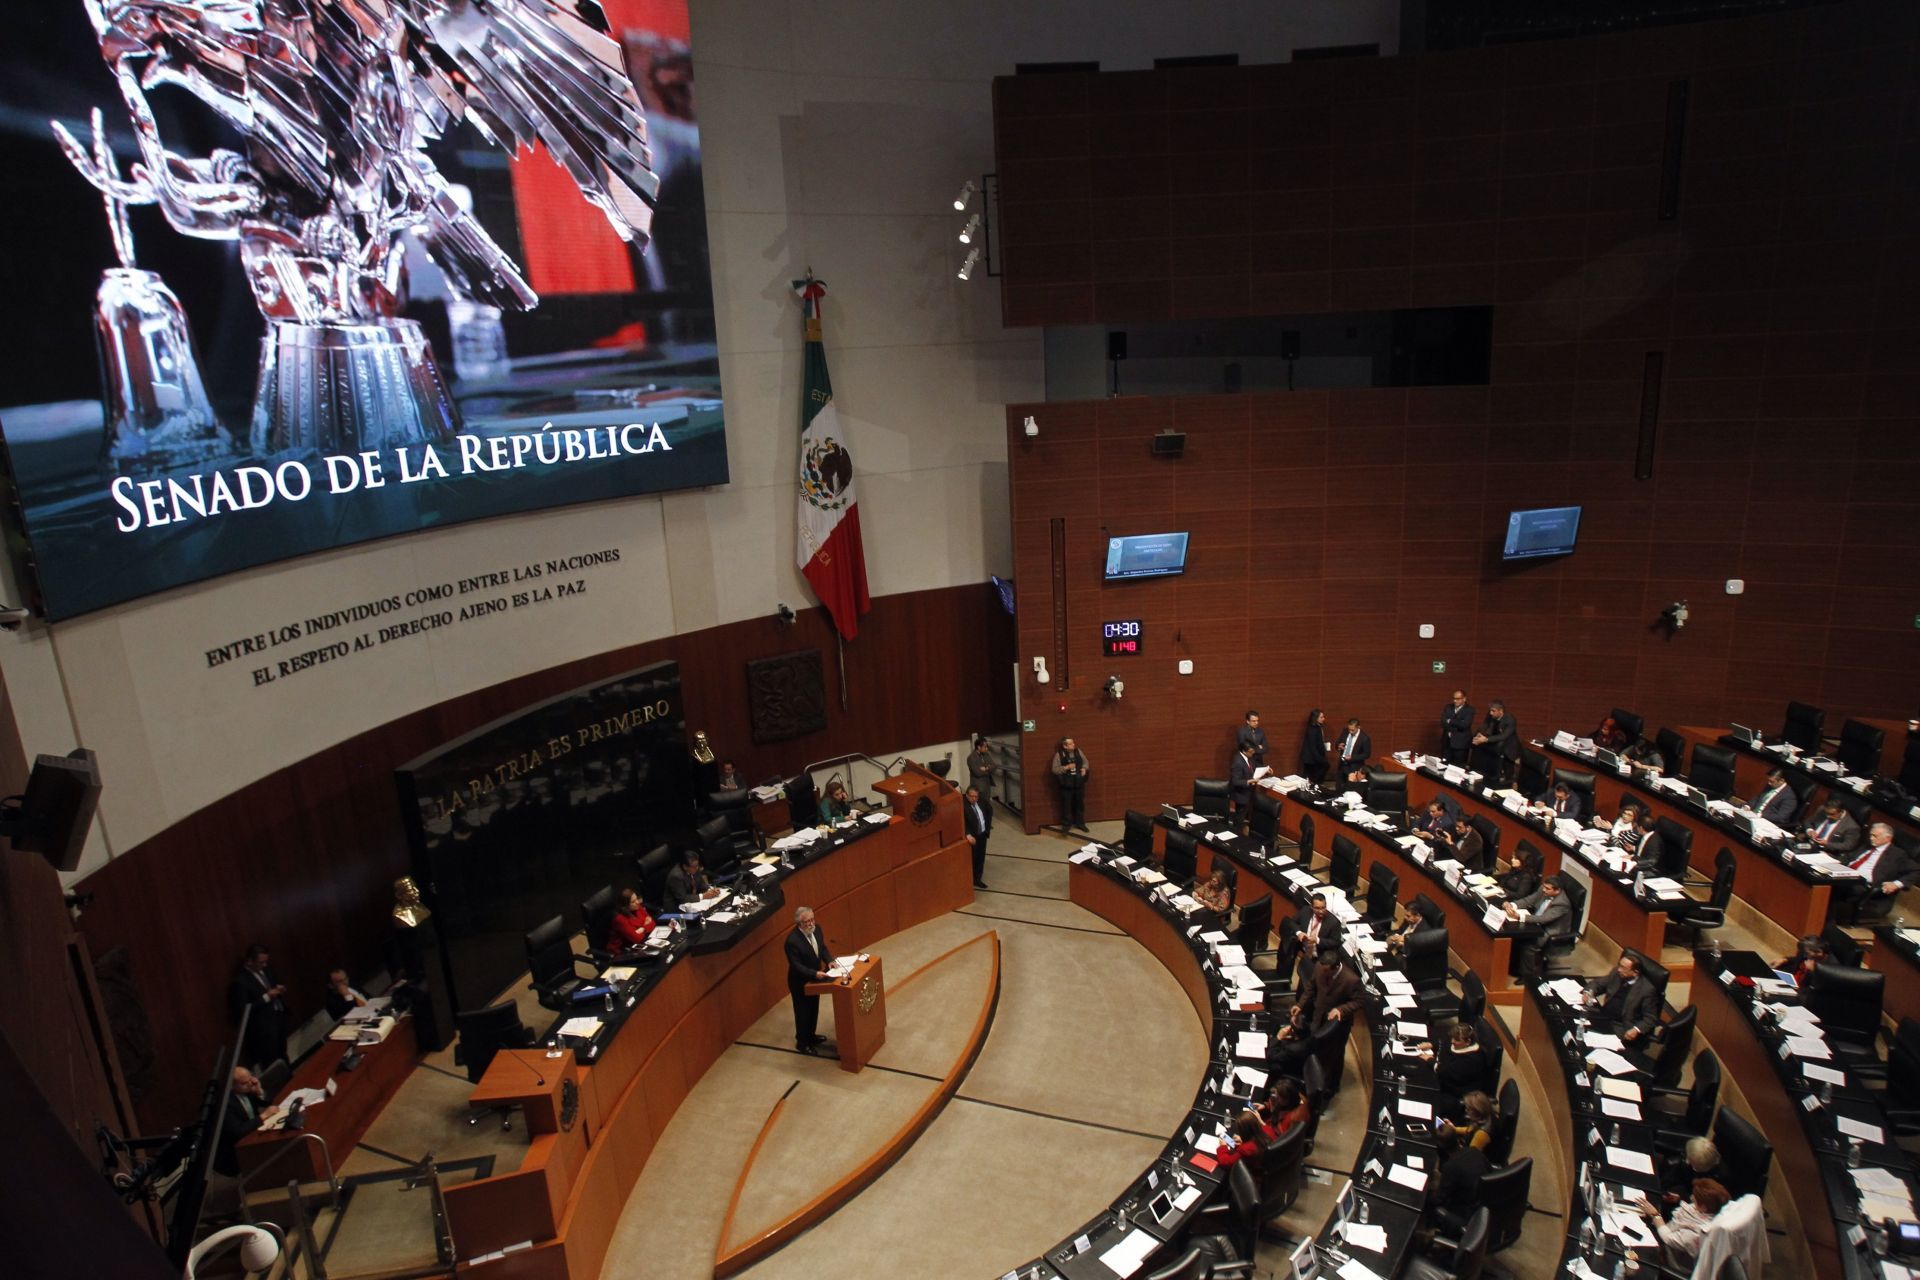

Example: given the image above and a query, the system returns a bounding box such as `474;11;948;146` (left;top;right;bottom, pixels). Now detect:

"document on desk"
1396;1098;1434;1121
1233;1066;1269;1091
1783;1036;1831;1061
284;1085;331;1110
1597;1076;1642;1102
1584;1031;1625;1051
1336;1260;1386;1280
603;967;638;984
1600;1098;1641;1121
1213;943;1247;966
1386;1163;1428;1191
1378;970;1414;992
1343;1222;1390;1254
1097;1227;1158;1278
1837;1116;1886;1145
1602;1208;1659;1249
1587;1048;1636;1076
1068;850;1099;865
559;1016;604;1039
1385;992;1419;1010
1284;869;1320;889
1802;1061;1846;1087
1173;1185;1203;1212
1543;978;1587;1005
1394;834;1428;850
1179;812;1208;827
1604;1146;1655;1175
1236;1031;1268;1059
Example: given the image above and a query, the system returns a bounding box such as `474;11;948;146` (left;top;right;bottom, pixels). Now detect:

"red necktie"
1853;847;1877;871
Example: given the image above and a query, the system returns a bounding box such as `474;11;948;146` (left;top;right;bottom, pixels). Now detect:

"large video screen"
395;660;693;1014
0;1;725;620
1501;506;1582;561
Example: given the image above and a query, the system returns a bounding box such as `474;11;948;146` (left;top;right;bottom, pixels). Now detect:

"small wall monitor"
1104;532;1189;580
1502;506;1582;561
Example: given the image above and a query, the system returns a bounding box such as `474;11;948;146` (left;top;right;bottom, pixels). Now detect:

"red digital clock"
1102;619;1143;656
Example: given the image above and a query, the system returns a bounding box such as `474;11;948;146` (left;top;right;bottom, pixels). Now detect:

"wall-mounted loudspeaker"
2;748;101;872
1106;331;1128;361
1151;431;1186;458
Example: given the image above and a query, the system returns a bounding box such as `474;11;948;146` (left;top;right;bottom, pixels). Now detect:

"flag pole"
838;632;848;712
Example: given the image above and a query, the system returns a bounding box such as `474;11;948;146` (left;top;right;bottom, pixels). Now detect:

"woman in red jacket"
609;887;656;953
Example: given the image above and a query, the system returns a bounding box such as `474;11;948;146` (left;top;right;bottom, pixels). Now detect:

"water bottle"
1358;1198;1369;1225
1848;1136;1862;1168
1819;1081;1834;1106
1609;1122;1621;1144
603;987;614;1013
1633;866;1646;898
448;299;510;381
1398;1073;1408;1098
1709;935;1723;961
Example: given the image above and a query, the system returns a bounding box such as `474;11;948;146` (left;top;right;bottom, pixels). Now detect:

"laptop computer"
1730;724;1757;745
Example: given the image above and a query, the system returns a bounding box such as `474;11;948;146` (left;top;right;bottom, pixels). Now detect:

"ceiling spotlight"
957;246;981;280
953;179;975;211
958;213;981;245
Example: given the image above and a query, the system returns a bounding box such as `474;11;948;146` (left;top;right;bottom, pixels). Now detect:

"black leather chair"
454;1002;537;1127
258;1057;292;1101
1821;923;1864;967
1654;816;1694;882
1435;1156;1530;1257
1123;809;1157;861
1650;1050;1720;1143
1247;792;1282;848
1656;727;1688;776
1611;708;1645;743
696;814;754;881
526;915;593;1010
1163;830;1198;884
1363;768;1407;821
1781;700;1826;753
1807;961;1887;1080
1466;814;1500;873
1625;948;1671;1005
1193;778;1232;818
1517;747;1552;799
635;843;674;912
1783;772;1819;827
1689;745;1738;799
1363;862;1398;927
1328;835;1361;894
1235;896;1274;954
786;773;820;829
1902;736;1920;794
1405;1207;1489;1280
1405;926;1458;1022
1256;1118;1309;1224
579;885;620;964
1486;1078;1521;1166
1296;813;1315;865
1405;892;1447;932
1646;1005;1695;1089
1714;1108;1773;1201
1676;848;1736;943
1143;1248;1212;1280
1457;970;1487;1030
1838;719;1886;778
1187;1163;1260;1277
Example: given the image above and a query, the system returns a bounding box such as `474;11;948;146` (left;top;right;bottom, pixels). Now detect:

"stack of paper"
559;1016;604;1039
1343;1222;1389;1253
1235;1031;1268;1060
1587;1048;1636;1076
1097;1228;1158;1278
1542;978;1586;1005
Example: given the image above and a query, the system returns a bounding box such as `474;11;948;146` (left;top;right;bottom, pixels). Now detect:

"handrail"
237;1132;339;1217
801;750;897;779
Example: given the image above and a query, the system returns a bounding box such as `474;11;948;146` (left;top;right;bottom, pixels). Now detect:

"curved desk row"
1270;784;1519;1004
1868;925;1920;1030
446;766;973;1280
1541;739;1839;938
1056;833;1433;1280
1695;951;1919;1280
1681;726;1920;845
1389;757;1682;976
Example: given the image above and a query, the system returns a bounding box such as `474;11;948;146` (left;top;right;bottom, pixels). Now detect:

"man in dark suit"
1283;893;1343;981
1273;948;1363;1073
1415;799;1456;840
1427;1124;1491;1236
1441;690;1475;766
1505;877;1572;975
785;906;837;1054
963;786;991;889
1337;718;1372;781
227;943;289;1071
1473;700;1520;785
1236;710;1268;767
1803;798;1864;855
667;849;720;907
1584;953;1660;1044
1837;823;1918;921
213;1065;282;1176
1051;737;1090;832
1228;744;1257;821
1534;781;1586;822
1442;818;1488;873
1629;810;1665;874
1747;769;1799;826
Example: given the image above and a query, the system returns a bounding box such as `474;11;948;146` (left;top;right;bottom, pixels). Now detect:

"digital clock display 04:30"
1102;619;1143;656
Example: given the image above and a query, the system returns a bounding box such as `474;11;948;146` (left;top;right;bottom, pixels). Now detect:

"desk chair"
1653;817;1695;883
1362;768;1407;822
1650;1050;1720;1149
1879;1024;1920;1139
1185;1162;1259;1277
1713;1109;1772;1201
1612;708;1645;743
785;773;820;829
526;915;594;1011
1902;736;1920;794
1143;1249;1211;1280
1656;727;1688;778
579;886;620;965
1256;1119;1308;1226
1554;768;1597;814
1485;1079;1520;1166
453;1002;537;1129
1781;701;1826;754
1300;1057;1330;1154
1820;923;1863;967
1124;809;1157;861
1247;792;1282;849
1466;814;1500;873
1296;813;1315;866
1327;836;1360;894
695;814;755;882
1456;970;1487;1029
1837;719;1885;778
1644;1005;1695;1090
1539;873;1587;976
1361;862;1398;928
1435;1157;1530;1258
1806;961;1887;1081
1405;926;1458;1023
1405;1206;1489;1280
1675;849;1736;946
258;1057;292;1102
1192;778;1231;818
1688;745;1738;799
1516;747;1551;798
1163;830;1199;884
635;843;674;913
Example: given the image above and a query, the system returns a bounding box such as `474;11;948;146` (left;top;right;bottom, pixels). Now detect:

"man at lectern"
786;906;836;1055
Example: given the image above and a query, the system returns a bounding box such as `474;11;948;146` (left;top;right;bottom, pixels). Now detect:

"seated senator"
819;779;854;824
610;886;656;953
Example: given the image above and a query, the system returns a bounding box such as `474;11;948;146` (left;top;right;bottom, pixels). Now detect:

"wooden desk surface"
236;1015;421;1181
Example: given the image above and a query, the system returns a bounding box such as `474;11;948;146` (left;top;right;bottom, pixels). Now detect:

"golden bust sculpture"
392;876;431;928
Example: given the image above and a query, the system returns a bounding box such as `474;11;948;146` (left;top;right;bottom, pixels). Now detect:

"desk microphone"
506;1045;549;1088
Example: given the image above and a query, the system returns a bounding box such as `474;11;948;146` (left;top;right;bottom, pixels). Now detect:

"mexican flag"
793;274;871;640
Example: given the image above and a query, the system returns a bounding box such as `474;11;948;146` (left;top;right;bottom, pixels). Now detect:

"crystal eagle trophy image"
57;0;661;458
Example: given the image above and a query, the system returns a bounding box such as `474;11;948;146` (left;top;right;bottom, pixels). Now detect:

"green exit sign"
1432;660;1448;674
1021;719;1036;732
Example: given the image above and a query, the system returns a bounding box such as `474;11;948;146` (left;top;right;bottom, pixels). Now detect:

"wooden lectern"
468;1048;580;1134
805;954;886;1073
